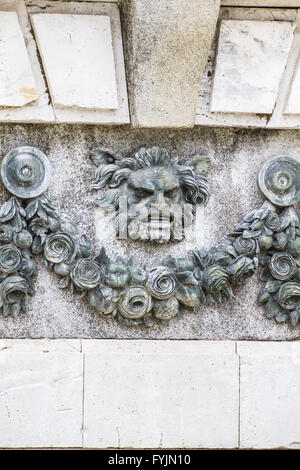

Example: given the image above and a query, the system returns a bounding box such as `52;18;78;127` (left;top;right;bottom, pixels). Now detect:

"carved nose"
153;193;167;210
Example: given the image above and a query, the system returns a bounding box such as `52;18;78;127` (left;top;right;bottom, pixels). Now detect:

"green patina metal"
258;156;300;207
0;146;300;327
89;146;210;243
1;146;52;199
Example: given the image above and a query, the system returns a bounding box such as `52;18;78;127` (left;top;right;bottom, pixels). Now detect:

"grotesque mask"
89;146;210;243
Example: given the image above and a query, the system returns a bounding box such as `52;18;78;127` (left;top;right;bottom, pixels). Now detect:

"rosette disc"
258;156;300;207
1;146;51;198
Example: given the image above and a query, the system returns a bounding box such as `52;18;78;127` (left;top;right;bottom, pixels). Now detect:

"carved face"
90;146;210;243
119;166;188;242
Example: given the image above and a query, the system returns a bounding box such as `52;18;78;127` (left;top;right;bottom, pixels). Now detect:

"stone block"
83;340;239;448
210;19;294;114
28;1;129;124
31;13;118;110
285;56;300;114
0;10;38;107
221;1;300;5
239;341;300;449
0;0;54;122
122;0;220;128
0;340;83;448
196;7;299;128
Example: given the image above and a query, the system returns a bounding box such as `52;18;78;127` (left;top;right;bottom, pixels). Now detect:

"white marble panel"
0;10;38;106
285;56;300;114
239;341;300;449
0;340;83;448
31;13;118;110
210;19;294;113
221;1;300;5
83;340;239;449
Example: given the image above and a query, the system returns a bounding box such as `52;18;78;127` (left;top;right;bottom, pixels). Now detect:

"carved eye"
136;188;153;198
165;188;178;198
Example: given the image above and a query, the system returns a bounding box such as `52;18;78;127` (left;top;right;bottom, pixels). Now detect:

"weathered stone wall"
2;339;300;449
121;0;220;127
0;123;299;340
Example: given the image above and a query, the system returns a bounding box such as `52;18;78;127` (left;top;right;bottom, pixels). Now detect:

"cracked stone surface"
26;0;129;124
210;19;294;114
0;10;38;107
31;13;119;110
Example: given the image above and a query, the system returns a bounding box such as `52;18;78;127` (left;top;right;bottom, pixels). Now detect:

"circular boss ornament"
1;146;51;198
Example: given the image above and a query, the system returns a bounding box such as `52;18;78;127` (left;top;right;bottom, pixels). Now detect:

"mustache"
115;205;194;237
126;203;194;222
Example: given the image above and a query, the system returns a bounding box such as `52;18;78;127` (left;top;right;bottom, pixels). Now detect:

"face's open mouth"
126;210;183;242
146;220;171;230
142;214;173;230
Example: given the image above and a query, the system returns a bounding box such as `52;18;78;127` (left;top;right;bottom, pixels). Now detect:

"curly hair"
89;146;210;210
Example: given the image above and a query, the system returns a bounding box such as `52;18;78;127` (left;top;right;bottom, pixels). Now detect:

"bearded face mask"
89;146;210;243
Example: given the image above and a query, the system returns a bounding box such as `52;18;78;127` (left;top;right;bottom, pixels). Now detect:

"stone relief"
89;146;210;243
0;146;300;327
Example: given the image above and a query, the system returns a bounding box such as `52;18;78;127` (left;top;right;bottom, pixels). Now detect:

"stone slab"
83;340;239;448
0;339;83;448
0;339;299;449
0;338;81;353
239;341;300;449
122;0;220;127
196;7;300;129
0;0;54;122
285;56;300;114
0;10;38;107
210;19;294;114
221;1;300;5
31;13;118;110
27;1;129;124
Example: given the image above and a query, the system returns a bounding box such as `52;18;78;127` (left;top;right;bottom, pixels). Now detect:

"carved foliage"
0;192;262;326
0;197;36;317
257;207;300;325
0;192;262;325
1;149;300;328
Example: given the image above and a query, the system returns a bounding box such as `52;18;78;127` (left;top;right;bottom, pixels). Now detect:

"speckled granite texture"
0;124;299;340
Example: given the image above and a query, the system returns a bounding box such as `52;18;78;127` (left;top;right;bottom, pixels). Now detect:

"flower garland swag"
0;147;299;327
